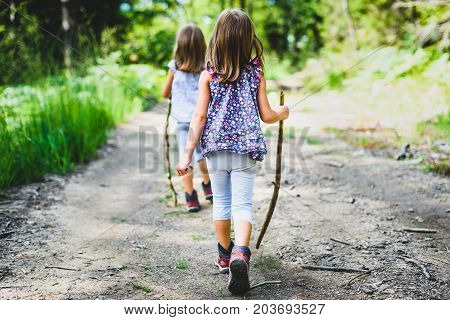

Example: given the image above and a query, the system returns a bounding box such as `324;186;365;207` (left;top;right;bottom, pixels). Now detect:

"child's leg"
197;159;210;184
176;122;200;212
233;221;252;246
230;160;256;245
215;220;231;249
181;170;194;195
227;154;255;294
206;152;233;248
208;155;233;273
209;169;232;249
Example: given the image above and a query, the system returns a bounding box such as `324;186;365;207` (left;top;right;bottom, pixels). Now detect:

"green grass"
191;234;205;241
417;111;449;175
326;127;392;149
284;127;296;140
159;193;178;207
264;57;293;81
263;127;273;137
132;282;153;293
425;159;450;176
175;259;189;270
0;64;162;191
112;215;128;223
306;137;323;145
254;255;281;270
417;110;450;142
164;209;188;217
143;264;155;275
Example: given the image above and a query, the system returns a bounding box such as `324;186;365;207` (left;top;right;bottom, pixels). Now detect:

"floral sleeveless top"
200;59;267;161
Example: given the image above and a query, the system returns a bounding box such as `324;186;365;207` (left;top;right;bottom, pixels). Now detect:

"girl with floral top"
176;9;289;295
162;24;213;212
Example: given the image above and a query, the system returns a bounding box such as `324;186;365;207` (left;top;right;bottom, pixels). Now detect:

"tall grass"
0;63;163;191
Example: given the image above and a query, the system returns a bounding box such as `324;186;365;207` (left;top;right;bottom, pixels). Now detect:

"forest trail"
1;94;449;299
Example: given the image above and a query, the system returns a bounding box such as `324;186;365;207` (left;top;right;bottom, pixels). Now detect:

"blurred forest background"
0;0;449;190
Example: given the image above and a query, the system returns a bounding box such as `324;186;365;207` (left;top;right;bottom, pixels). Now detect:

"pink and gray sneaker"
228;248;251;295
214;257;230;274
202;181;213;203
185;190;200;213
214;241;234;274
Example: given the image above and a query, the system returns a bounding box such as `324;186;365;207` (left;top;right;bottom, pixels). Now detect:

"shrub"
0;62;163;191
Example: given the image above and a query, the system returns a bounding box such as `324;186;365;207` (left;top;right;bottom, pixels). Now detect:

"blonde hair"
173;24;206;73
206;9;264;82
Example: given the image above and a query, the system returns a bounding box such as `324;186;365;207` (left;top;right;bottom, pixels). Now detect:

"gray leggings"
176;122;204;166
206;151;256;224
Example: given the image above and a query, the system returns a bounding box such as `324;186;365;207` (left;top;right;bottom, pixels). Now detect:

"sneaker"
214;257;230;274
202;181;213;202
228;251;251;295
185;190;200;212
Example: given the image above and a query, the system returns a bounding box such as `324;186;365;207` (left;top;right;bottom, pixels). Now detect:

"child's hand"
175;164;191;176
176;157;192;176
278;106;289;121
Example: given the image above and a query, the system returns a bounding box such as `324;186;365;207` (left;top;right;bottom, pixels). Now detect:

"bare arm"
257;74;289;124
161;70;174;98
176;70;211;175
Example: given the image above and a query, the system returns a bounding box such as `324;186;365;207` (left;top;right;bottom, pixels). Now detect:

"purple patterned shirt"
201;59;267;161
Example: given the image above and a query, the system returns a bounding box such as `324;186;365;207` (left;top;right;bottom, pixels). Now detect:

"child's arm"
176;71;211;176
161;70;175;98
257;74;289;124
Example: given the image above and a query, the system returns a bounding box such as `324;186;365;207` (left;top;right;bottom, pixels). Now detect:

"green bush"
0;62;163;191
301;46;449;91
417;110;450;142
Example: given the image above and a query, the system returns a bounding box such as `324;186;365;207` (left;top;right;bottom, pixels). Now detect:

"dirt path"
1;97;449;299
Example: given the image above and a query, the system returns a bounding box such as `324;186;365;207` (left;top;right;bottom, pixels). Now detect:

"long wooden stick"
402;227;437;234
256;91;284;249
399;256;431;279
164;99;178;207
300;265;368;273
248;280;282;292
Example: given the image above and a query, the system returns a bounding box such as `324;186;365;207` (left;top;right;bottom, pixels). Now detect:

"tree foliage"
0;0;448;85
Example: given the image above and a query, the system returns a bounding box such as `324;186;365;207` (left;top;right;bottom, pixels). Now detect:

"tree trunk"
61;0;71;69
342;0;359;50
248;0;253;17
9;1;16;22
240;0;246;10
220;0;225;10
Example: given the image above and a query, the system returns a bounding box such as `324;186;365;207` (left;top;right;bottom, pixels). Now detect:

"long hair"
173;24;206;73
206;9;264;82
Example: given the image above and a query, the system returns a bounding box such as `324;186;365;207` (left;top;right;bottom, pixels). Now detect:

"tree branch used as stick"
249;280;282;291
300;265;368;273
256;91;285;249
164;99;178;207
399;256;431;279
330;238;352;246
45;266;80;271
346;267;383;286
402;227;437;233
0;285;29;289
0;229;17;238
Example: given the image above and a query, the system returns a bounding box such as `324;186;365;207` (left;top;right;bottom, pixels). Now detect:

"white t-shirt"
168;60;201;123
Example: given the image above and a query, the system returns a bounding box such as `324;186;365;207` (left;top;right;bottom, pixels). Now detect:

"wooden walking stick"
256;91;285;249
164;99;178;207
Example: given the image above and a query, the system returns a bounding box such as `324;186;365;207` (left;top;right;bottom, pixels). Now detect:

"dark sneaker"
228;251;250;295
185;190;200;212
202;181;213;202
214;257;230;274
